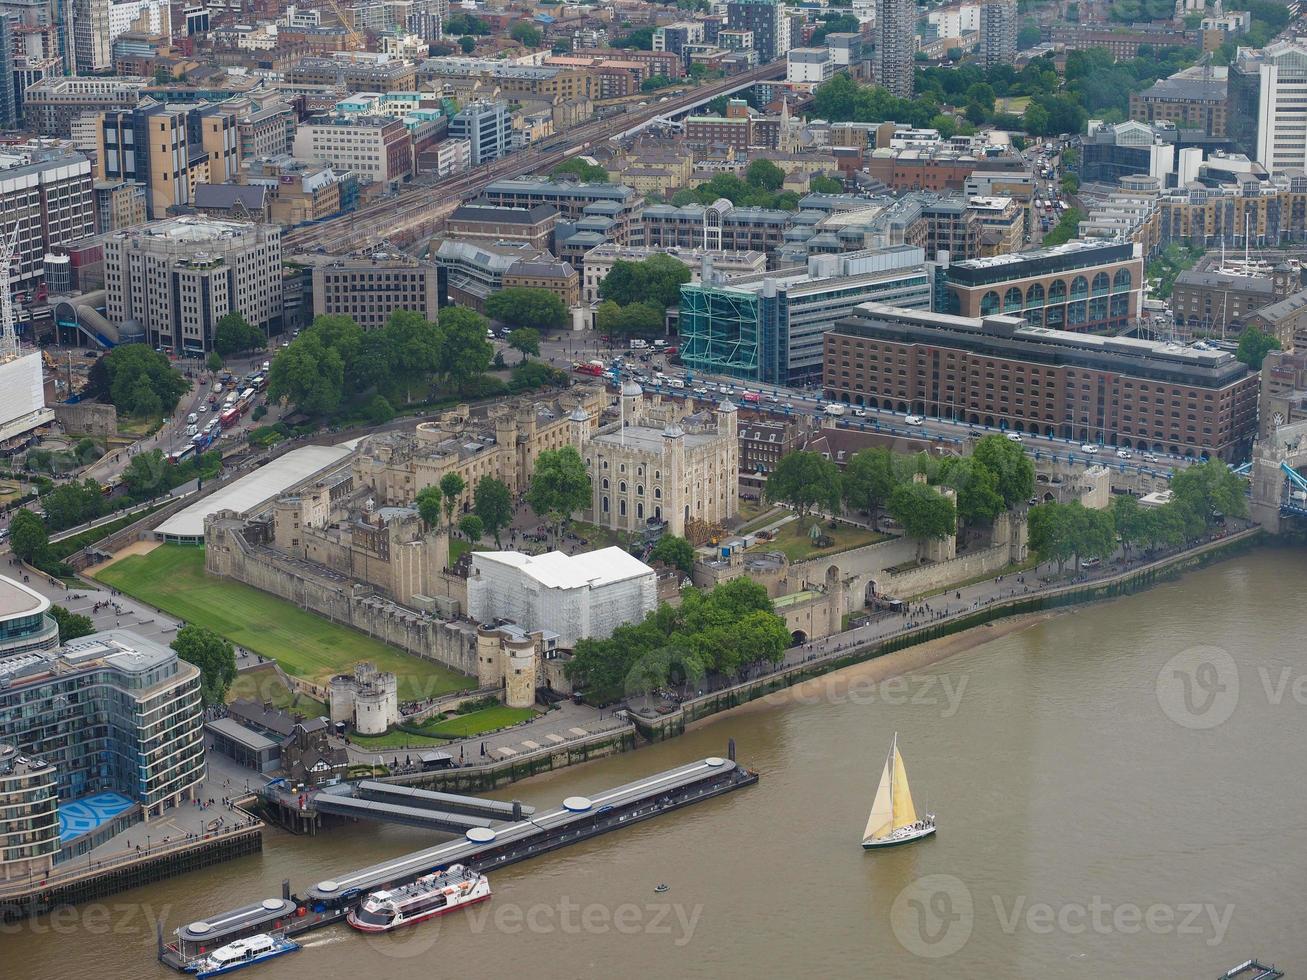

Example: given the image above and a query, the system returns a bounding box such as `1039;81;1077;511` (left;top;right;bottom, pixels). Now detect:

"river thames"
6;548;1306;979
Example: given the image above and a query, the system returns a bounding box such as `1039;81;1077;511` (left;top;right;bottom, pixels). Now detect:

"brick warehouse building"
942;240;1144;334
822;304;1259;460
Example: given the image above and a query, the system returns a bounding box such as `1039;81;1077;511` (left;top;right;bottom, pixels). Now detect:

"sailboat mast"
887;732;897;824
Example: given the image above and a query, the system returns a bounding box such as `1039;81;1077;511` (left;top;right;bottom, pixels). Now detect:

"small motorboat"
190;933;299;978
654;884;669;894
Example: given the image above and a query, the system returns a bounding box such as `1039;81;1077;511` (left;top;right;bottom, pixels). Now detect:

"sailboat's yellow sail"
863;753;894;841
890;747;918;830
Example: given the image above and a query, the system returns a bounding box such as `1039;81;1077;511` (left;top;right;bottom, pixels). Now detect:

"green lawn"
748;519;887;562
425;706;538;738
350;730;449;749
227;668;327;717
96;545;472;700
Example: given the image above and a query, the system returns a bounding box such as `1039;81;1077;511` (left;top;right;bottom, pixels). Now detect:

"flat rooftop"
471;546;653;590
156;443;352;540
0;573;49;618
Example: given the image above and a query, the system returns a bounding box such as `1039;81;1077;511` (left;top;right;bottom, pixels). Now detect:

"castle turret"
569;404;591;449
663;421;687;536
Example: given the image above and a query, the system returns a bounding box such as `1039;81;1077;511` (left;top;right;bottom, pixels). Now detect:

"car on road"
1116;449;1133;460
1080;443;1100;454
904;414;924;426
1142;452;1159;462
1006;432;1023;442
853;407;867;417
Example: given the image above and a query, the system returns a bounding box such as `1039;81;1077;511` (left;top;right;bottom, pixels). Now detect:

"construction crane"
0;214;21;362
321;0;365;50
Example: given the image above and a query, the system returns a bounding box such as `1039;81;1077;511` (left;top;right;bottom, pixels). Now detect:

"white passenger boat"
190;933;299;978
347;864;490;932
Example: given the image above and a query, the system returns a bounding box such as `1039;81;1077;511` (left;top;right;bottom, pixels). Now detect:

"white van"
187;412;198;425
630;338;649;350
186;424;198;436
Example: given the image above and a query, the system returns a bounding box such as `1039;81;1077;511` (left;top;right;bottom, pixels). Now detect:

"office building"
0;147;93;290
434;239;558;312
1049;24;1199;60
978;0;1017;71
653;22;704;66
310;252;444;329
24;76;146;139
581;244;767;303
726;0;788;63
1229;40;1307;175
418;58;593;101
643;200;792;257
97;101;240;220
787;47;834;85
448;101;509;166
0;627;206;871
72;0;111;73
680;246;932;384
103;216;283;353
93;179;146;233
287;54;418;93
481;177;642;242
865;147;1028;192
446;201;557;252
824;303;1260;460
1130;71;1229;137
943;240;1143;334
292;115;412;184
874;0;914;99
1170;264;1297;334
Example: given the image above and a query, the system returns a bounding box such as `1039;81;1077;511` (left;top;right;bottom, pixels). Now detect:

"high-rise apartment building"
1229;40;1307;175
448;100;508;167
874;0;914;99
103;216;283;353
73;0;111;72
97;101;239;219
978;0;1017;71
726;0;789;63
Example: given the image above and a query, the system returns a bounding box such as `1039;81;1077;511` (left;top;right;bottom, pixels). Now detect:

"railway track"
282;60;787;255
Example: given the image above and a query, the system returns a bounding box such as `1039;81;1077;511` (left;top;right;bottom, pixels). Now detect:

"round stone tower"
329;674;355;727
503;637;536;709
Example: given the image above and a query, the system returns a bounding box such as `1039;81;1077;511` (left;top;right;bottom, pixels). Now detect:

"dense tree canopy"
764;451;843;518
9;509;47;564
50;604;95;643
89;344;188;418
416;484;442;530
971;434;1036;509
649;534;696;576
888;481;957;558
596;299;664;339
485;287;568;332
1029;500;1116;571
473;476;513;546
1236;325;1280;370
213;312;265;358
527;446;591;529
509;22;542;47
551;158;610;183
598;254;692;309
172;625;236;705
565;578;789;703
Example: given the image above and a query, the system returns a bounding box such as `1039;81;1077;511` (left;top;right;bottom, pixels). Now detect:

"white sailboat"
861;733;936;849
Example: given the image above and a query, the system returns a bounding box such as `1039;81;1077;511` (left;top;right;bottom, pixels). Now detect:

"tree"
381;309;441;403
434;472;465;534
527;445;591;531
887;481;956;559
842;447;897;518
473;476;513;546
972;434;1035;508
90;344;188;417
9;509;47;564
458;513;485;542
507;327;540;362
1061;173;1080;195
938;456;1005;526
49;604;94;643
509;21;542;47
650;534;695;576
551;158;610;182
1236;325;1280;370
458;34;475;53
436;307;494;392
171;625;236;705
764;451;842;521
810;174;844;195
1171;459;1249;523
745;159;785;192
596;299;664;339
41;479;105;532
213;312;264;357
598;255;691;309
416;485;442;530
268;334;344;415
485;287;568;332
613;25;655;49
206;351;223;372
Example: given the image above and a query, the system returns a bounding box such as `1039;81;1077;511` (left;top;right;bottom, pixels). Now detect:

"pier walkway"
163;753;756;970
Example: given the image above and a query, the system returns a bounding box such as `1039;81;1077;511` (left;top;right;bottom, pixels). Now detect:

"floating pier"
161;752;756;971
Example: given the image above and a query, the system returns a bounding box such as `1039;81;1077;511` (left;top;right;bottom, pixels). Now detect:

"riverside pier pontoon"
161;752;756;972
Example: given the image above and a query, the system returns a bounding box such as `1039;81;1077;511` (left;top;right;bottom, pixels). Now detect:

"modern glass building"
679;246;932;384
0;743;58;881
0;627;206;822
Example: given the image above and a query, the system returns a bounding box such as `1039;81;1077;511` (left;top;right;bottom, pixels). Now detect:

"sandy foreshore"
685;609;1065;730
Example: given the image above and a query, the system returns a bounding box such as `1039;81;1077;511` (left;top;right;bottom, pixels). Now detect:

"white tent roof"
155;444;352;539
472;547;654;591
